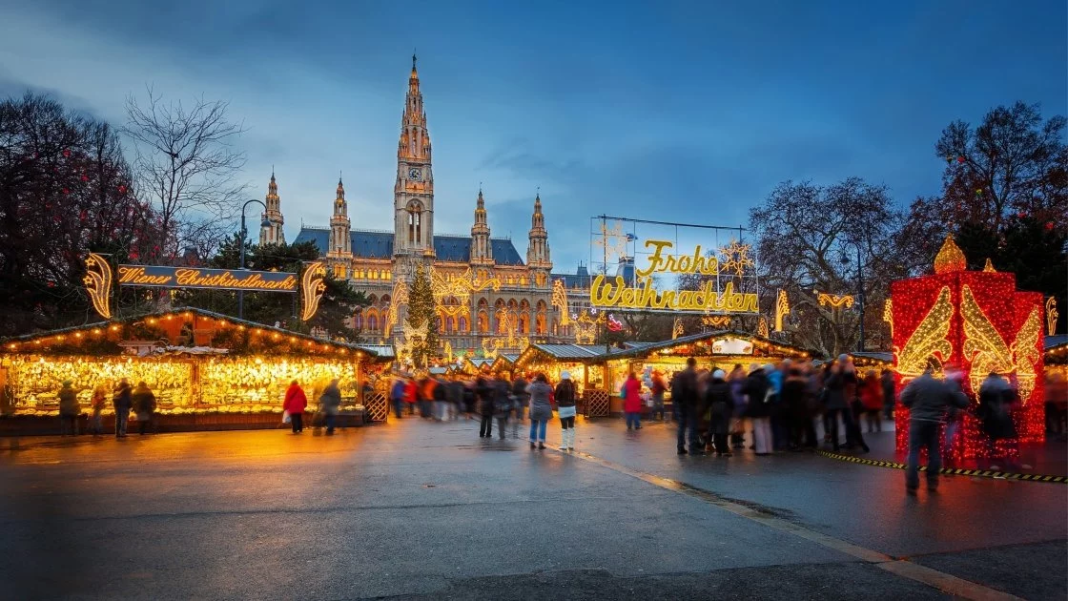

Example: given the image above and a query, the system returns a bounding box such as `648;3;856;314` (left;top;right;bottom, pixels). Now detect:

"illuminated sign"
590;239;759;314
117;265;297;292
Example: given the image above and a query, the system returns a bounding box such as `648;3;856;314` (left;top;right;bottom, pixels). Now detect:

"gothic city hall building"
258;57;592;353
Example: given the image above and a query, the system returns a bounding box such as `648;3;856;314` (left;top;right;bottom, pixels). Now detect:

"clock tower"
393;53;435;261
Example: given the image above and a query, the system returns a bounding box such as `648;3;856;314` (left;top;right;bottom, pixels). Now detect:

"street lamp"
238;199;272;320
840;246;866;352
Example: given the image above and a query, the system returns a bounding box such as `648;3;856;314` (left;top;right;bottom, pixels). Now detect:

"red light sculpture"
892;236;1045;460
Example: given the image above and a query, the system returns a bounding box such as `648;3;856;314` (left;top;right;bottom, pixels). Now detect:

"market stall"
0;308;386;435
514;344;609;415
599;331;812;416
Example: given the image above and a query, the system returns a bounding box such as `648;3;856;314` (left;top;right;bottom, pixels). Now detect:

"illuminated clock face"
408;167;421;180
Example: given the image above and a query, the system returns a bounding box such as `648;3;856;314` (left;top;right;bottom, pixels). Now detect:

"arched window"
368;314;378;332
458;316;468;333
535;300;548;335
477;310;489;333
445;316;455;333
406;201;423;244
354;313;364;330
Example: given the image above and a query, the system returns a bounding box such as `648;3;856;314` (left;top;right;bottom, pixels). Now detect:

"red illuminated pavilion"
891;236;1045;460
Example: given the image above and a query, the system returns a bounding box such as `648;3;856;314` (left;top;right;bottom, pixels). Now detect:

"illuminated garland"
671;318;683;340
817;292;854;309
774;290;790;332
83;252;113;319
894;286;953;379
882;299;893;338
718;240;754;276
757;317;769;338
1047;297;1059;336
300;261;327;321
552;279;570;326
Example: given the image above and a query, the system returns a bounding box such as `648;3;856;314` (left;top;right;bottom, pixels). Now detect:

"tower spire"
527;191;551;272
470;188;492;265
260;171;285;246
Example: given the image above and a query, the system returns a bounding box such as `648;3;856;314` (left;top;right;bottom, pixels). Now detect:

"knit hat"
712;369;726;380
560;371;572;380
62;380;72;387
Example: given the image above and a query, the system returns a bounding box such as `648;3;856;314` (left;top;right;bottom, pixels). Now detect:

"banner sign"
589;239;759;314
117;265;298;292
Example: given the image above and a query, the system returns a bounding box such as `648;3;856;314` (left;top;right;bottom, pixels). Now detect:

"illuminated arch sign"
117;265;298;291
589;239;760;314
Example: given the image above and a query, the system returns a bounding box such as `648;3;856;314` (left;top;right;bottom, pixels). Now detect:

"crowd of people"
56;378;159;438
385;371;579;451
665;355;888;457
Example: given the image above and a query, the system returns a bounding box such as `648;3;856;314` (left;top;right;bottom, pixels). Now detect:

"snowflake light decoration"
718;240;754;277
594;220;629;266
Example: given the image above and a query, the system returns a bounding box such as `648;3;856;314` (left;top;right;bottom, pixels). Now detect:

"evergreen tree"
406;265;439;366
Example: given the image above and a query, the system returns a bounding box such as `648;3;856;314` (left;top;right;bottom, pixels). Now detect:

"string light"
893;236;1046;461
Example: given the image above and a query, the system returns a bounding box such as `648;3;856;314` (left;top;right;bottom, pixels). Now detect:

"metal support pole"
238;199;269;321
857;245;865;352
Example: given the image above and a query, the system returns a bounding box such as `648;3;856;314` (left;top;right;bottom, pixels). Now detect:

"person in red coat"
404;379;418;416
622;372;643;431
283;380;308;434
859;371;884;433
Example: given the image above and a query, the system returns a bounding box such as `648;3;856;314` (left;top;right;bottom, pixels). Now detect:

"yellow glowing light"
894;286;954;380
757;317;769;338
110;325;120;332
701;315;731;328
635;240;721;278
1047;297;1059;336
1012;305;1041;403
774;290;790;332
672;318;683;340
883;299;893;338
301;261;328;321
552;279;570;326
718;239;755;277
817;292;854;309
74;332;83;339
983;258;996;273
933;235;966;274
961;284;1013;393
83;252;113;319
591;276;757;313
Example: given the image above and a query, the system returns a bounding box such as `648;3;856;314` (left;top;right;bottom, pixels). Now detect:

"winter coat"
131;385;156;415
704;380;734;435
742;370;772;418
283;384;308;414
113;385;133;410
881;372;896;408
446;381;465;405
390;379;407;402
58;386;79;417
823;372;847;410
91;385;108;414
554;379;577;408
978;375;1018;440
900;373;968;423
781;376;811;420
670;368;699;411
492;380;512;418
622;377;643;413
404;381;417;404
477;382;495;416
860;377;884;411
512;378;530;407
528;381;554;422
319;383;342;416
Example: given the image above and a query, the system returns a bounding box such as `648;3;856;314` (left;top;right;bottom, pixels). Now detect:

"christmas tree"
406;265;439;367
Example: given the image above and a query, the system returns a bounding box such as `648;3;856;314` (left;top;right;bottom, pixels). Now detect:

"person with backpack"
556;371;578;451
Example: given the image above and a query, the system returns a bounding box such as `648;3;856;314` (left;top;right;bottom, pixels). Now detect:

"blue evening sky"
1;0;1065;273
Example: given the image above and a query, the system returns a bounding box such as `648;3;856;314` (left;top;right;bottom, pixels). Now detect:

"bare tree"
124;86;247;259
750;178;904;356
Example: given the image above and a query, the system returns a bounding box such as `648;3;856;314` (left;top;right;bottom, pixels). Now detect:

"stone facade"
270;56;591;353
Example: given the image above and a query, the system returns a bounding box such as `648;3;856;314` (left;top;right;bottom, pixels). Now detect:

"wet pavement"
0;417;1064;600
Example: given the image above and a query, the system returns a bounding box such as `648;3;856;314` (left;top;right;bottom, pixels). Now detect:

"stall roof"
519;343;612;362
358;344;395;359
851;351;893;364
0;307;381;359
603;330;813;361
1047;335;1067;351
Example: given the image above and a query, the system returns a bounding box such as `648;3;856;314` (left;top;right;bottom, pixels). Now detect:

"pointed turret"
394;54;435;257
526;192;552;271
329;176;351;258
259;170;285;245
470;187;493;265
